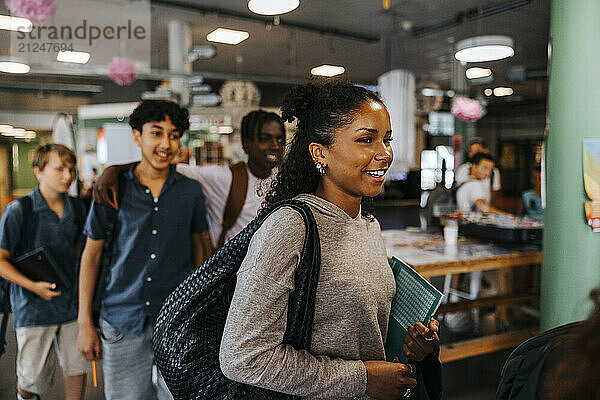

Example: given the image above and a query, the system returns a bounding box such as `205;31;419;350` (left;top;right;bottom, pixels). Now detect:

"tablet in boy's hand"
12;247;71;291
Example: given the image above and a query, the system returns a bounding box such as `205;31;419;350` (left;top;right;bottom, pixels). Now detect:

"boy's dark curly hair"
264;78;384;218
241;110;285;149
129;100;190;134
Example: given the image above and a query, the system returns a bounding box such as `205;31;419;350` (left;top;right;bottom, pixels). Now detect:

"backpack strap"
92;173;126;326
15;196;35;256
216;162;249;249
69;196;88;260
0;305;8;357
69;196;87;232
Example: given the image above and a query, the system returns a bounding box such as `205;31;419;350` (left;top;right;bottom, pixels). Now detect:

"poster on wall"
582;140;600;231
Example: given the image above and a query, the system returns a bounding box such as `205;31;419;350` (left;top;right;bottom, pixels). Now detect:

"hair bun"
280;82;319;125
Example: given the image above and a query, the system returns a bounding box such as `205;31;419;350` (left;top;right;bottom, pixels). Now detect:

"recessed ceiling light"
0;15;32;33
455;35;514;63
484;88;493;96
466;67;492;79
1;128;36;139
0;125;13;130
207;28;249;45
0;58;30;74
493;87;513;97
248;0;299;15
1;127;25;136
57;50;91;64
311;64;345;77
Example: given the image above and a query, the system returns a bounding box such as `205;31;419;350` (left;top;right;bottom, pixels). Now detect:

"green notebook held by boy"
385;257;444;363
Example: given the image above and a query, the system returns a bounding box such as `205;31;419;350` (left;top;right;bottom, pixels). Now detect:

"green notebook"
385;257;444;363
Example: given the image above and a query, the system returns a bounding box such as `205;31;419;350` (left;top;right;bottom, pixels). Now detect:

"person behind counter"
521;166;543;217
219;78;441;400
455;138;502;192
456;152;508;215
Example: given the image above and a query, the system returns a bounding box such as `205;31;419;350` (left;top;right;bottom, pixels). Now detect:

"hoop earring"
315;161;327;176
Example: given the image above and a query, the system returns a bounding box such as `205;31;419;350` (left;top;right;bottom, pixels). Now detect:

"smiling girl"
219;79;441;400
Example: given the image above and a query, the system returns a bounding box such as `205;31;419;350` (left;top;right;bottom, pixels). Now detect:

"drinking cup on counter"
444;220;458;245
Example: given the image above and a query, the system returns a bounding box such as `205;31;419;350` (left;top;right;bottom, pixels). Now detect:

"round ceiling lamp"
248;0;299;15
0;57;30;74
455;35;514;63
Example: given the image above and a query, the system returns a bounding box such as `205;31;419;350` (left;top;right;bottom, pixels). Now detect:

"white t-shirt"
455;163;501;191
176;163;269;247
456;179;491;212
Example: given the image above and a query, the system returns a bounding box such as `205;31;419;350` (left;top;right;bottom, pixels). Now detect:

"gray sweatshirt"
219;194;396;399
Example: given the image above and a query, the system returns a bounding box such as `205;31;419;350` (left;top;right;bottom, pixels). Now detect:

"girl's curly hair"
263;78;384;217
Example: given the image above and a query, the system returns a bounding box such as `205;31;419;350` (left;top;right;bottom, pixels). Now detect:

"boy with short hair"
455;138;502;191
77;100;210;400
456;152;507;215
0;143;88;400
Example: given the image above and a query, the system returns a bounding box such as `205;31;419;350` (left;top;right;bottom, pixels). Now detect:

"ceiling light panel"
0;61;30;74
207;28;249;45
466;67;492;79
0;15;32;33
455;35;514;63
248;0;299;15
493;87;514;97
311;65;345;77
57;51;91;64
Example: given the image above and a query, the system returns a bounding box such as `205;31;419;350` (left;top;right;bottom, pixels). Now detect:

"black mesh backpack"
152;200;321;400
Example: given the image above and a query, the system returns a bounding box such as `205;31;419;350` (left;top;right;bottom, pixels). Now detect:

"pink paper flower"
451;97;484;123
108;57;137;86
5;0;57;24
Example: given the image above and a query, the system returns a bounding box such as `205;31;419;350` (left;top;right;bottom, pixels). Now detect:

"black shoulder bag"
152;199;321;400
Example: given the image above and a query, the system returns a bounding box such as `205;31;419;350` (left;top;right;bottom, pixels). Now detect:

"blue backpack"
0;195;86;358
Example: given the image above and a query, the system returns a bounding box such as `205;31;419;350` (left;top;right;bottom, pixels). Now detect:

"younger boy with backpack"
76;100;210;400
0;144;88;400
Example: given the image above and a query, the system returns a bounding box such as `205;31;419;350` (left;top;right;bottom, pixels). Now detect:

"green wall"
541;0;600;331
0;138;42;192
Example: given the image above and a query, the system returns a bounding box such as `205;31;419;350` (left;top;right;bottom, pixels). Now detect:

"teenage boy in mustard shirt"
0;144;88;400
77;101;210;400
